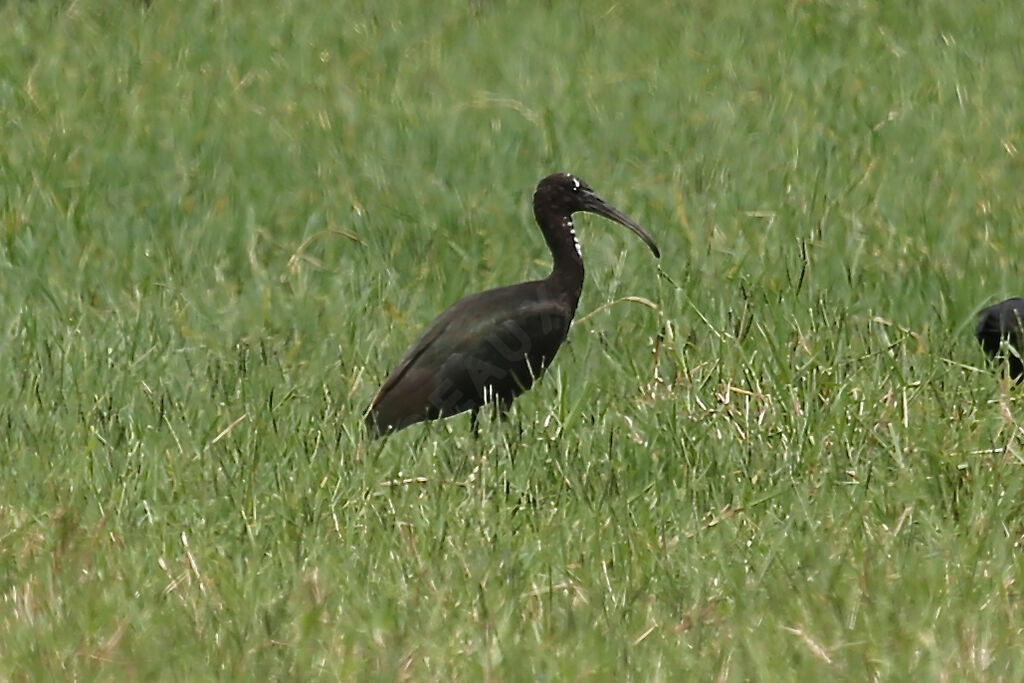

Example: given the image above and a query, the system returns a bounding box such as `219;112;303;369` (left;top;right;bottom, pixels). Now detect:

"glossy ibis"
365;173;660;437
976;297;1024;380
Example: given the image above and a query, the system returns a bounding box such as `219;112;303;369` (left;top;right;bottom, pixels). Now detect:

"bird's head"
534;173;660;258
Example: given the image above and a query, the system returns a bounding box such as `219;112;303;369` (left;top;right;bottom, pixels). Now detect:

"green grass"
2;0;1024;679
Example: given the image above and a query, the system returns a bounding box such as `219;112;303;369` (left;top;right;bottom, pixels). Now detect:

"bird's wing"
368;284;572;411
446;299;572;374
367;314;453;411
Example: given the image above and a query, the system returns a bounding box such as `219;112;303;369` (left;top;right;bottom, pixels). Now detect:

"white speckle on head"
571;176;581;191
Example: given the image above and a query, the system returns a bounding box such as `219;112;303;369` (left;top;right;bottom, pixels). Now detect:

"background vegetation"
1;0;1023;679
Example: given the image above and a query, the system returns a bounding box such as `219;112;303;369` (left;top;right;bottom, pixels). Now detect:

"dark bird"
365;173;660;437
976;298;1024;380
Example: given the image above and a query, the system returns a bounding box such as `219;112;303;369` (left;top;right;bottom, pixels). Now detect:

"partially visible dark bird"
365;172;660;437
976;297;1024;380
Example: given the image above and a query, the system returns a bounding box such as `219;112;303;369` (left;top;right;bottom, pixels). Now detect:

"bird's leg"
469;397;511;438
496;397;525;455
495;397;527;449
495;397;513;423
470;407;482;437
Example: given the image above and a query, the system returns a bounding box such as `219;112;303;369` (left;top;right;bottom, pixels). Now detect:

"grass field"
2;0;1024;679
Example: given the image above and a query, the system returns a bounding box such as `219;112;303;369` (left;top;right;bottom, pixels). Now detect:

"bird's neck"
536;209;584;306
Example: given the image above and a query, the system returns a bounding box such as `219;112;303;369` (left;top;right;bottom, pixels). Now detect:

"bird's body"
976;297;1024;380
365;173;660;437
367;279;575;434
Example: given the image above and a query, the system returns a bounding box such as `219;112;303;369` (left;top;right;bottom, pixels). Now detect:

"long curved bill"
582;192;661;258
